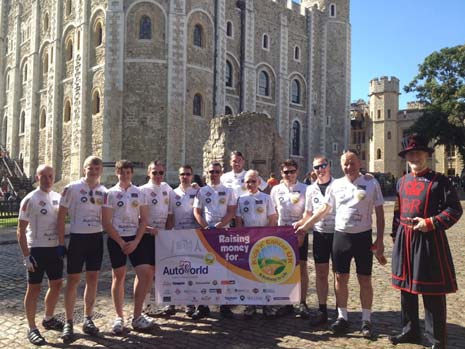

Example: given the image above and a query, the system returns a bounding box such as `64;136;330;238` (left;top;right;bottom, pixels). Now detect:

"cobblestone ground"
1;200;465;348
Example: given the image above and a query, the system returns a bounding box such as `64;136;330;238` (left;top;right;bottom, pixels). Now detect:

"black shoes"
61;321;74;343
361;320;372;339
330;318;349;335
220;305;234;318
82;317;100;336
185;305;196;317
389;331;421;345
42;317;64;331
191;305;210;320
27;328;46;346
309;310;328;326
160;305;176;317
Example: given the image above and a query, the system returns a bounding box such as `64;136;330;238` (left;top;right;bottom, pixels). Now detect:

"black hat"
398;134;434;158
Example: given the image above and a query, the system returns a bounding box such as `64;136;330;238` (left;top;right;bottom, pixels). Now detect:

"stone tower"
368;76;400;174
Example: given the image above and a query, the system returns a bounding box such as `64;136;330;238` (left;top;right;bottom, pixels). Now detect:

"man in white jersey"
139;160;173;316
57;156;107;342
193;161;236;319
236;170;277;318
17;165;64;345
102;160;156;334
165;165;200;317
295;150;385;339
297;155;335;326
221;151;268;198
270;159;309;318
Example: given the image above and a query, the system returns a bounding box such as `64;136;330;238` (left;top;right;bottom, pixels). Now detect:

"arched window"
95;21;103;46
377;148;382;160
1;118;7;144
20;111;25;134
92;90;101;114
193;25;203;47
225;60;233;87
6;73;9;90
225;106;233;115
262;34;269;49
291;79;301;104
226;21;233;37
66;39;73;61
193;94;202;116
139;16;152;40
330;3;336;17
5;37;8;54
43;52;49;73
65;0;72;17
292;120;301;156
294;46;300;60
44;13;49;31
387;131;391;140
23;64;28;81
64;99;71;122
40;110;46;129
258;71;269;96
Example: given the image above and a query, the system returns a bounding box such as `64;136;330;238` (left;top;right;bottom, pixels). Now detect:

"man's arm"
216;205;236;228
194;207;208;229
123;205;149;255
17;219;30;258
57;206;68;245
294;203;331;233
102;206;126;249
235;216;243;228
166;213;174;230
267;213;278;227
374;205;385;257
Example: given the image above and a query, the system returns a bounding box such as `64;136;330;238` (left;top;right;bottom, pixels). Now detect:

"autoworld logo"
163;260;209;276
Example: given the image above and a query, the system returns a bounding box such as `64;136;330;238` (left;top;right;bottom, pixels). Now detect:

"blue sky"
350;0;465;108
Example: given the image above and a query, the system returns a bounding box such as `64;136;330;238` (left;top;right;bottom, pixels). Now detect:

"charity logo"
204;253;215;265
290;192;300;204
356;189;366;201
249;237;296;284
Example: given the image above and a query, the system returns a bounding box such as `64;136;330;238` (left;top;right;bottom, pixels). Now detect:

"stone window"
377;148;382;160
92;90;101;115
387;131;391;140
5;37;8;54
291;120;301;156
332;142;338;154
139;16;152;40
66;39;73;61
294;46;300;61
43;52;49;73
377;109;381;119
40;109;46;129
1;118;7;144
193;94;202;116
6;73;9;90
226;21;233;37
262;34;269;50
64;99;71;122
291;79;301;104
362;151;366;160
23;64;28;81
95;21;103;46
65;0;72;17
225;106;233;115
194;24;203;47
20;111;25;134
44;13;49;31
258;71;269;96
330;3;336;18
387;109;391;119
225;60;233;87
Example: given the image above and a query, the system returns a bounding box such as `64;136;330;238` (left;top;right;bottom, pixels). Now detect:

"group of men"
17;135;461;349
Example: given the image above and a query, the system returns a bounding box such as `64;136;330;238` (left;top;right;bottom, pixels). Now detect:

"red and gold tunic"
391;169;462;295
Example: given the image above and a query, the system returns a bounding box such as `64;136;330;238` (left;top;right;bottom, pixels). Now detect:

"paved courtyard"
1;199;464;348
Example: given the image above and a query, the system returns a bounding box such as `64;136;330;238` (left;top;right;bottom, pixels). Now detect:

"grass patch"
0;217;18;228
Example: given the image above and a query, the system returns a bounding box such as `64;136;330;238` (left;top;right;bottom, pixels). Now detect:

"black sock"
319;304;327;314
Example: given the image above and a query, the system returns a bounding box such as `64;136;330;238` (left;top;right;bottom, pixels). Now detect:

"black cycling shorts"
312;230;334;264
332;230;373;275
28;247;64;284
67;232;103;274
107;235;154;269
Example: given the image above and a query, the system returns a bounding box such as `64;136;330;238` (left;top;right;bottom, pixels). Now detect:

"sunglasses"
209;170;221;174
89;190;95;204
313;163;328;170
282;169;296;175
179;173;192;177
246;180;257;184
152;171;164;176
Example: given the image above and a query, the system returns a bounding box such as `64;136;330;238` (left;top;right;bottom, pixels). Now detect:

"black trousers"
401;290;447;346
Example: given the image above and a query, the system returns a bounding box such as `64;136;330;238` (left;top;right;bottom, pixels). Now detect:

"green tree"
405;44;465;162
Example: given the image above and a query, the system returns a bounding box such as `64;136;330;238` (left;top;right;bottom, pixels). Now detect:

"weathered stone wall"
203;112;284;178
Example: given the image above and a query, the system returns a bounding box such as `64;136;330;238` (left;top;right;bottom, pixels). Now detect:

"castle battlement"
369;76;400;95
